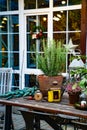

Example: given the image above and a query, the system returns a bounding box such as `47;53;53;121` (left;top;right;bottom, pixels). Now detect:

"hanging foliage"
30;26;45;40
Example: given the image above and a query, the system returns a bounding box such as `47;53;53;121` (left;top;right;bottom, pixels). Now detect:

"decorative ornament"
63;38;78;55
30;26;44;40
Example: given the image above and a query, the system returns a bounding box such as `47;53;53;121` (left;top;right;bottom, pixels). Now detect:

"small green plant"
37;39;67;76
70;66;87;94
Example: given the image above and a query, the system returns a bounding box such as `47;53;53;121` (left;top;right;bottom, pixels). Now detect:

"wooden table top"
0;93;87;119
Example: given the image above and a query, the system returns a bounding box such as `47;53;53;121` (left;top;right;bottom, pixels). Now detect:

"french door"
24;13;49;87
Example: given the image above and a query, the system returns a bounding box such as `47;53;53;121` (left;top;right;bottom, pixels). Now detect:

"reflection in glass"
0;16;8;32
53;0;67;7
25;74;36;87
10;34;19;51
53;33;66;43
0;15;19;68
0;51;19;68
13;53;19;69
68;32;81;46
24;0;49;9
69;0;82;5
68;10;81;31
0;0;7;11
27;53;36;68
0;52;8;67
38;0;49;8
12;74;19;86
0;15;19;33
24;0;36;9
9;0;18;10
53;11;66;31
9;15;19;32
0;0;18;11
26;15;47;68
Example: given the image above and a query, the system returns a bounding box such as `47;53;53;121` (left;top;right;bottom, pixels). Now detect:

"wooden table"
0;93;87;130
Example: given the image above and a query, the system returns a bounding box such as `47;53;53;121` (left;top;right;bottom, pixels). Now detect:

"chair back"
0;68;12;94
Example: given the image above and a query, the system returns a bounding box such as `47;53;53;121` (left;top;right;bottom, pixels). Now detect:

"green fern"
37;39;67;76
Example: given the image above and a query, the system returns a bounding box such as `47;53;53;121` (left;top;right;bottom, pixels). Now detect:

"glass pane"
53;33;66;43
0;51;19;68
69;0;82;5
24;0;49;9
0;0;18;11
26;15;47;68
10;34;19;51
24;0;36;9
38;0;49;8
9;15;19;33
53;11;66;31
68;10;81;31
53;0;67;7
0;52;8;67
0;34;8;51
12;73;19;87
68;32;81;46
9;0;18;11
0;33;19;68
12;53;19;69
0;16;8;32
25;74;36;87
27;53;36;68
0;15;19;33
0;0;7;11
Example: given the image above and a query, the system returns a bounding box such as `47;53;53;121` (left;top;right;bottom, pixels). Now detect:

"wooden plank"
0;94;87;119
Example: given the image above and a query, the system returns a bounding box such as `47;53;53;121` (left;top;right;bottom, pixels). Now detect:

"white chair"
0;68;12;94
0;68;13;129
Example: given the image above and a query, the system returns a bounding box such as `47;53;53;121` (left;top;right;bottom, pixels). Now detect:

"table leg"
35;115;40;130
4;105;12;130
20;110;34;130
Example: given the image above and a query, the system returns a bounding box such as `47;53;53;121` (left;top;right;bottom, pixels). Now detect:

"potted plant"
37;39;67;96
66;81;82;104
79;67;87;101
67;63;87;104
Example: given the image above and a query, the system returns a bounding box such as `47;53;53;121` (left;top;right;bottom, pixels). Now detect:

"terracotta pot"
38;75;63;97
68;92;81;105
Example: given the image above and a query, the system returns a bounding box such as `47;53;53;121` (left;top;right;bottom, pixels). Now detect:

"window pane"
53;33;66;43
53;11;66;31
12;74;19;87
0;0;18;11
53;0;67;7
68;10;81;31
0;0;7;11
24;0;36;9
24;0;49;9
0;15;19;33
0;16;8;32
27;53;36;68
10;34;19;51
0;52;8;67
9;0;18;11
69;0;82;5
68;32;81;46
26;15;47;68
25;74;36;87
12;53;19;69
9;15;19;33
38;0;49;8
